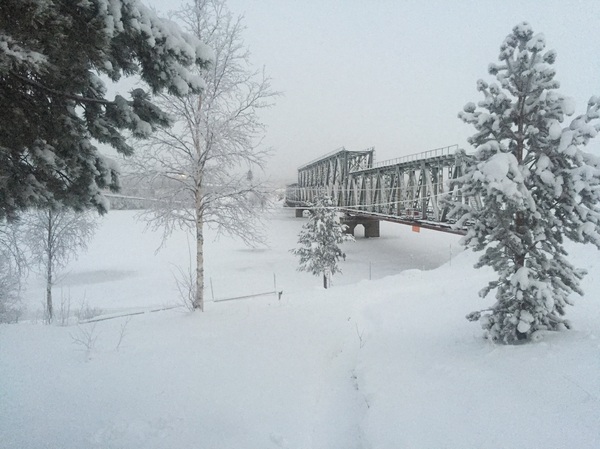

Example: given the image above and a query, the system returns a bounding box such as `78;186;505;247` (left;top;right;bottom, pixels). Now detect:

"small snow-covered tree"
292;198;354;289
23;207;98;323
0;0;211;220
449;22;600;343
128;0;277;312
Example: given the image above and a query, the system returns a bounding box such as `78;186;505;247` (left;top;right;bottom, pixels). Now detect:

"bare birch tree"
23;207;98;322
0;221;27;322
127;0;278;312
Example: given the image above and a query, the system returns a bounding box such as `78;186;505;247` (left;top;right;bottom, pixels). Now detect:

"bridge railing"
298;146;346;170
297;146;376;172
365;144;458;171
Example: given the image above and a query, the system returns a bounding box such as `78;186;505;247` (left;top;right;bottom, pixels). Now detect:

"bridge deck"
339;209;466;235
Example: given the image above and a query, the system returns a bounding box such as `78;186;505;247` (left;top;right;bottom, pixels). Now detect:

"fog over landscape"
143;0;600;184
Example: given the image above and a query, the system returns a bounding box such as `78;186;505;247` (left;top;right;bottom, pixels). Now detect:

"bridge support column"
341;216;380;238
344;222;357;236
364;220;380;238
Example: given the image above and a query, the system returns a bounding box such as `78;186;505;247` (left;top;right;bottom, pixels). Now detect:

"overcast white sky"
146;0;600;184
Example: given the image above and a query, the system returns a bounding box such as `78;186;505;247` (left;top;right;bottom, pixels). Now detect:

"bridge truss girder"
344;151;471;222
285;146;477;234
291;147;375;206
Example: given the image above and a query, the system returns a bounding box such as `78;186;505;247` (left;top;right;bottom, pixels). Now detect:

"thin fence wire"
79;304;184;324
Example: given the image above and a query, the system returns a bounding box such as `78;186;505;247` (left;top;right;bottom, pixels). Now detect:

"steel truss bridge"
285;145;475;235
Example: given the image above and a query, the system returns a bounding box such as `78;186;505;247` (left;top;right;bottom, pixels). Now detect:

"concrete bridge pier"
342;216;380;238
292;208;381;237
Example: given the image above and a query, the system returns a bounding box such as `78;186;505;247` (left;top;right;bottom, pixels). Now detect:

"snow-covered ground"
1;207;599;448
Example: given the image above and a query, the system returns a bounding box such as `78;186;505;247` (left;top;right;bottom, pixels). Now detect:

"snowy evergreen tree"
0;0;212;221
450;22;600;343
127;0;277;312
292;198;354;289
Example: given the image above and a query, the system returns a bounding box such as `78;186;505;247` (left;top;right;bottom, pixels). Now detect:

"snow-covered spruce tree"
127;0;278;312
450;22;600;343
291;198;354;289
23;207;98;323
0;0;211;221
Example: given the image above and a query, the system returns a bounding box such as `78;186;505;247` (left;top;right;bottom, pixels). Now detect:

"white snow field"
1;207;600;448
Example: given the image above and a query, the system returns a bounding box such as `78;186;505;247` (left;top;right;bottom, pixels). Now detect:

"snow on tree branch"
291;197;354;289
0;0;213;220
126;0;278;312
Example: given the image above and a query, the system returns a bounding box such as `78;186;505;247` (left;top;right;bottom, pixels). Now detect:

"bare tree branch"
125;0;279;312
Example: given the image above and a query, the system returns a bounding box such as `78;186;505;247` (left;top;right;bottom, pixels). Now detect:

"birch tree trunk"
46;210;53;322
195;196;204;311
46;260;53;322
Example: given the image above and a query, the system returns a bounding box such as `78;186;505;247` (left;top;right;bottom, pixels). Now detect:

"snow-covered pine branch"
0;0;212;220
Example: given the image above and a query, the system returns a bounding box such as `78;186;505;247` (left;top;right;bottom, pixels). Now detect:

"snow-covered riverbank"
2;208;599;448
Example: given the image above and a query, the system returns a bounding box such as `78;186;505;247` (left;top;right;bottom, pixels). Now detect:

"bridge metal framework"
289;147;375;206
286;145;474;235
